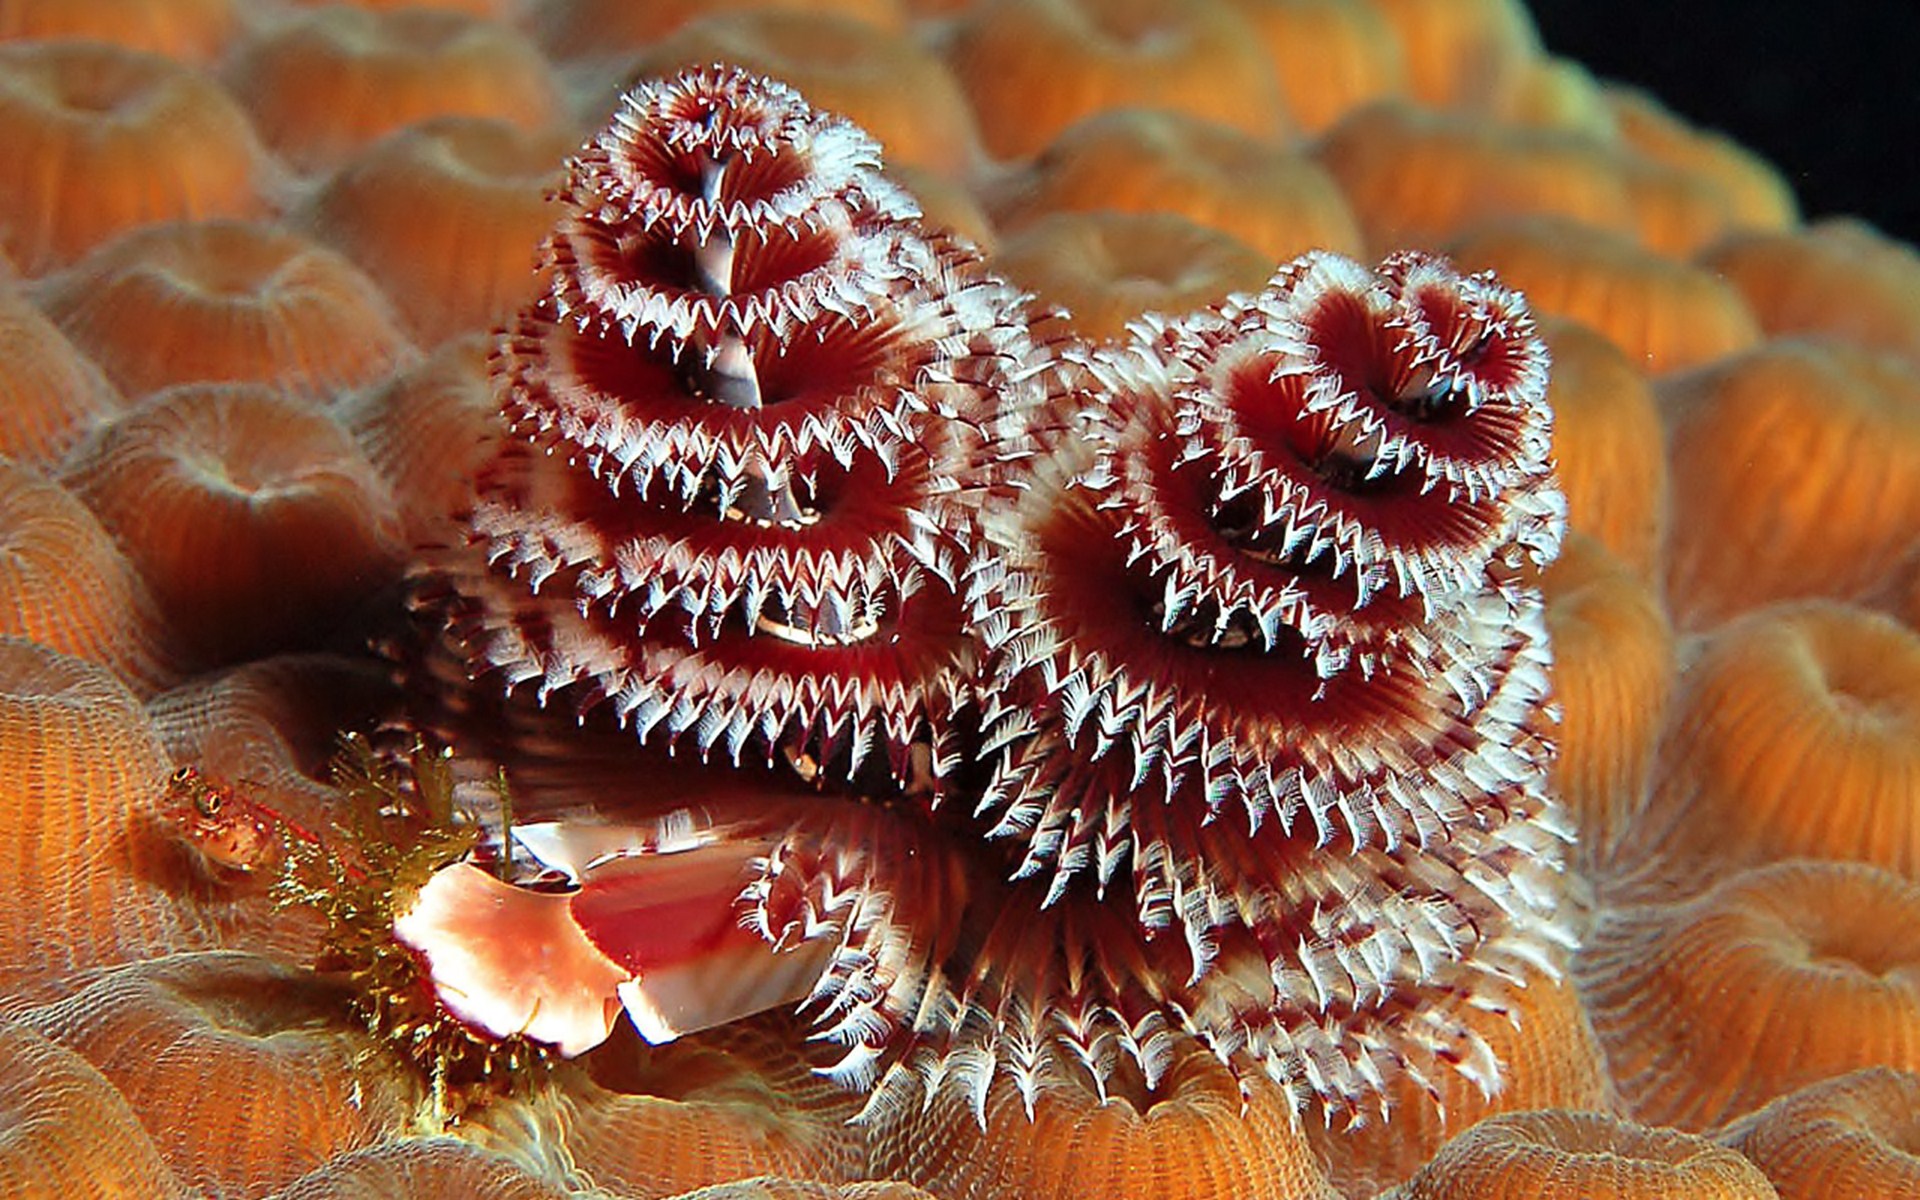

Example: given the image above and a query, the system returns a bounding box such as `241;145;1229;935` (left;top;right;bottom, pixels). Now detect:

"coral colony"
250;65;1570;1124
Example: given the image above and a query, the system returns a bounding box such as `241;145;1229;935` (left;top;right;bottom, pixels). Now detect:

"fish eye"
197;791;223;817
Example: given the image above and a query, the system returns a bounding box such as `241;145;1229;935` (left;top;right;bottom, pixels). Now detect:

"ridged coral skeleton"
383;64;1572;1129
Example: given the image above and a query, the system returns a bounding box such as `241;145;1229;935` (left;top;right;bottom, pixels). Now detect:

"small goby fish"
160;765;315;873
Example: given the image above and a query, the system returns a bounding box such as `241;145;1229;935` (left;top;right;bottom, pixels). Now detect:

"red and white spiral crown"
974;250;1563;896
939;250;1571;1117
430;65;1038;788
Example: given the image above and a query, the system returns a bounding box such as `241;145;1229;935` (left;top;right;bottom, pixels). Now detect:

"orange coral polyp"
61;382;406;665
1390;1111;1779;1199
224;6;561;174
17;952;412;1197
988;109;1364;263
1367;0;1542;111
303;117;571;347
0;463;171;690
143;656;397;815
0;643;218;1002
867;1047;1341;1200
1224;0;1408;134
1449;217;1761;374
0;0;235;63
1540;534;1674;874
1729;1068;1920;1200
38;219;412;400
1659;341;1920;627
0;291;121;468
264;1139;569;1200
0;41;269;276
942;0;1289;162
0;1022;185;1200
1703;219;1920;370
1631;603;1920;881
1612;161;1737;260
339;333;495;545
294;0;513;13
1581;860;1920;1131
990;211;1274;342
1606;85;1799;234
1315;103;1636;254
1537;319;1668;575
533;0;906;62
1490;54;1613;137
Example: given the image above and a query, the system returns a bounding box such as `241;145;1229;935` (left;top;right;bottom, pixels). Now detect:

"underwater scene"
0;1;1916;1198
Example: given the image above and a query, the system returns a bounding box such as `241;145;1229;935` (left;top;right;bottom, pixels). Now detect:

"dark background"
1526;2;1920;245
